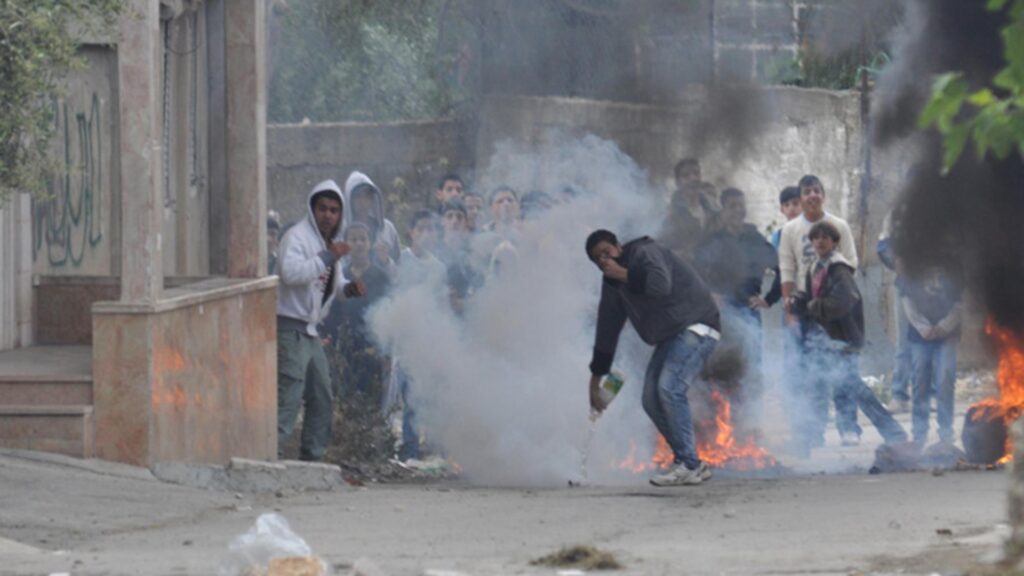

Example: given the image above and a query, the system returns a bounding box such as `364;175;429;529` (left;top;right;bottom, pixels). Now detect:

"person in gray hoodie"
586;230;720;487
344;171;402;275
276;179;366;461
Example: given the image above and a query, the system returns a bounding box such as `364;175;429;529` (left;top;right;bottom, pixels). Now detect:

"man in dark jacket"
586;230;721;486
794;222;907;454
694;188;777;430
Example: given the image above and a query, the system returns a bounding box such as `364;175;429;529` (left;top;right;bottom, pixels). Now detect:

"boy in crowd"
394;210;446;461
436;200;481;314
878;211;913;413
663;158;720;262
321;222;392;401
694;188;777;429
344;171;403;274
779;175;860;447
435;173;465;207
901;262;962;446
792;222;907;453
463;191;485;232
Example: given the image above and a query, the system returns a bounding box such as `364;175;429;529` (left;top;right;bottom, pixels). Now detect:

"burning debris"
614;384;781;477
963;321;1024;465
530;545;623;571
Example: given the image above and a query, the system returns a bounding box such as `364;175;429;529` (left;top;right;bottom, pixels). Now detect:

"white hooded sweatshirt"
343;171;402;268
276;179;351;336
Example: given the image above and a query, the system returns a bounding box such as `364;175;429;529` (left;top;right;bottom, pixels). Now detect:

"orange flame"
616;389;776;472
969;319;1024;463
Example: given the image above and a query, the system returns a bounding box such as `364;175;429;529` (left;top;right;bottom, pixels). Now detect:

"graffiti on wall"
33;93;105;269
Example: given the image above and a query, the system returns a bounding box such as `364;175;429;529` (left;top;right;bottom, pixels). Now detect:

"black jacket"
804;256;864;351
694;224;777;307
590;237;720;375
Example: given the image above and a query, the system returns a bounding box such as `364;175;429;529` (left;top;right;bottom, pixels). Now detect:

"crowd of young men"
271;159;961;487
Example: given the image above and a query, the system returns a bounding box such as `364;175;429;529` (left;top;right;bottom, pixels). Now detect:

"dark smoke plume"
873;0;1024;335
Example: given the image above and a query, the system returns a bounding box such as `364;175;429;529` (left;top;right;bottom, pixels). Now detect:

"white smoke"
368;132;666;486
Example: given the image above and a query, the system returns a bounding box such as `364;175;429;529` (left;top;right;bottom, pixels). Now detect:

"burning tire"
962;405;1009;465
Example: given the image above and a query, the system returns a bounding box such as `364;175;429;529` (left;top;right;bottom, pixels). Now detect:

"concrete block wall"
267;119;475;233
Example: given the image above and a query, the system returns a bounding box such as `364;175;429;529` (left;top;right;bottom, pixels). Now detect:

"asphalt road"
0;445;1010;576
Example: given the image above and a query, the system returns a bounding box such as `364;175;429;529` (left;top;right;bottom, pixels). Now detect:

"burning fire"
617;389;776;473
969;319;1024;464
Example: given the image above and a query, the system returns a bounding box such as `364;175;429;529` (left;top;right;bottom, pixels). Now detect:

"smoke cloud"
369;132;667;486
872;0;1024;334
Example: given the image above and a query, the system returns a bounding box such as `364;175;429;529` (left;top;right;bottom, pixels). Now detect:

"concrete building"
0;0;277;466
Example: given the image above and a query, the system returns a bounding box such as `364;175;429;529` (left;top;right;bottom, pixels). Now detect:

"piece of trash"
530;545;623;571
936;528;953;536
219;513;326;576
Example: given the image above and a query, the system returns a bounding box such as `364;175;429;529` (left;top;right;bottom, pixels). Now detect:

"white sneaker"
650;462;711;487
840;432;861;447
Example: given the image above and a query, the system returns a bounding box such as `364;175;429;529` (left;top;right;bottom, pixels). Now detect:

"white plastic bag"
219;513;326;576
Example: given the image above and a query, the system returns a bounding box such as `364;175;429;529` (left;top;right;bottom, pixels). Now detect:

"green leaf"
1004;22;1024;79
942;123;970;174
968;88;996;106
988;0;1010;10
919;73;968;128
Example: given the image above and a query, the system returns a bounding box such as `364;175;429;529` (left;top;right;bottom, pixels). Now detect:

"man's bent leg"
277;330;312;457
657;331;717;469
300;340;335;461
845;353;907;443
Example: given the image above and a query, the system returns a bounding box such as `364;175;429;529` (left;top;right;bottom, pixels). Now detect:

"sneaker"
840;432;861;447
886;398;910;414
650;462;711;487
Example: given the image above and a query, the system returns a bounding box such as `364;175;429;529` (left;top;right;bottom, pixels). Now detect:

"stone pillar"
117;0;163;302
1007;419;1024;564
224;0;268;278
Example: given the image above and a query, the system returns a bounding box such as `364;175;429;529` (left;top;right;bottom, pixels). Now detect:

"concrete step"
0;375;93;406
0;405;94;458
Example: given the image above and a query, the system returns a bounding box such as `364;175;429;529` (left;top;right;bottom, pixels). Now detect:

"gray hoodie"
343;171;402;267
590;237;720;376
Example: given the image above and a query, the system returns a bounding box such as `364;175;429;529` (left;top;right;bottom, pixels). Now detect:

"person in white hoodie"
276;179;366;461
343;171;402;276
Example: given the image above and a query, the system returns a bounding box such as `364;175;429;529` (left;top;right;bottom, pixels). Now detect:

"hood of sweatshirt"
307;179;345;244
343;171;386;236
817;251;855;274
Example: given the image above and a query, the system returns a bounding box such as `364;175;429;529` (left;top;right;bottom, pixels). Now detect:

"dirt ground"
0;443;1011;576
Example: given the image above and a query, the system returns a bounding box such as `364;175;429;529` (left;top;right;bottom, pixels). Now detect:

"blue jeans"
830;351;907;443
891;310;913;402
396;365;421;461
642;330;717;469
909;338;958;443
277;329;335;461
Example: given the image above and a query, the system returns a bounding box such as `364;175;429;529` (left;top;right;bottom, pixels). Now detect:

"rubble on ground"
530;545;623;571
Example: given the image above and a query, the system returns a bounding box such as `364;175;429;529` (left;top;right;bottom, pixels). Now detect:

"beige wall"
33;46;120;277
92;279;277;466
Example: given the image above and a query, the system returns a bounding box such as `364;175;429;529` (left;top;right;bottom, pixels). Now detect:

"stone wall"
267;119;474;230
476;89;864;239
